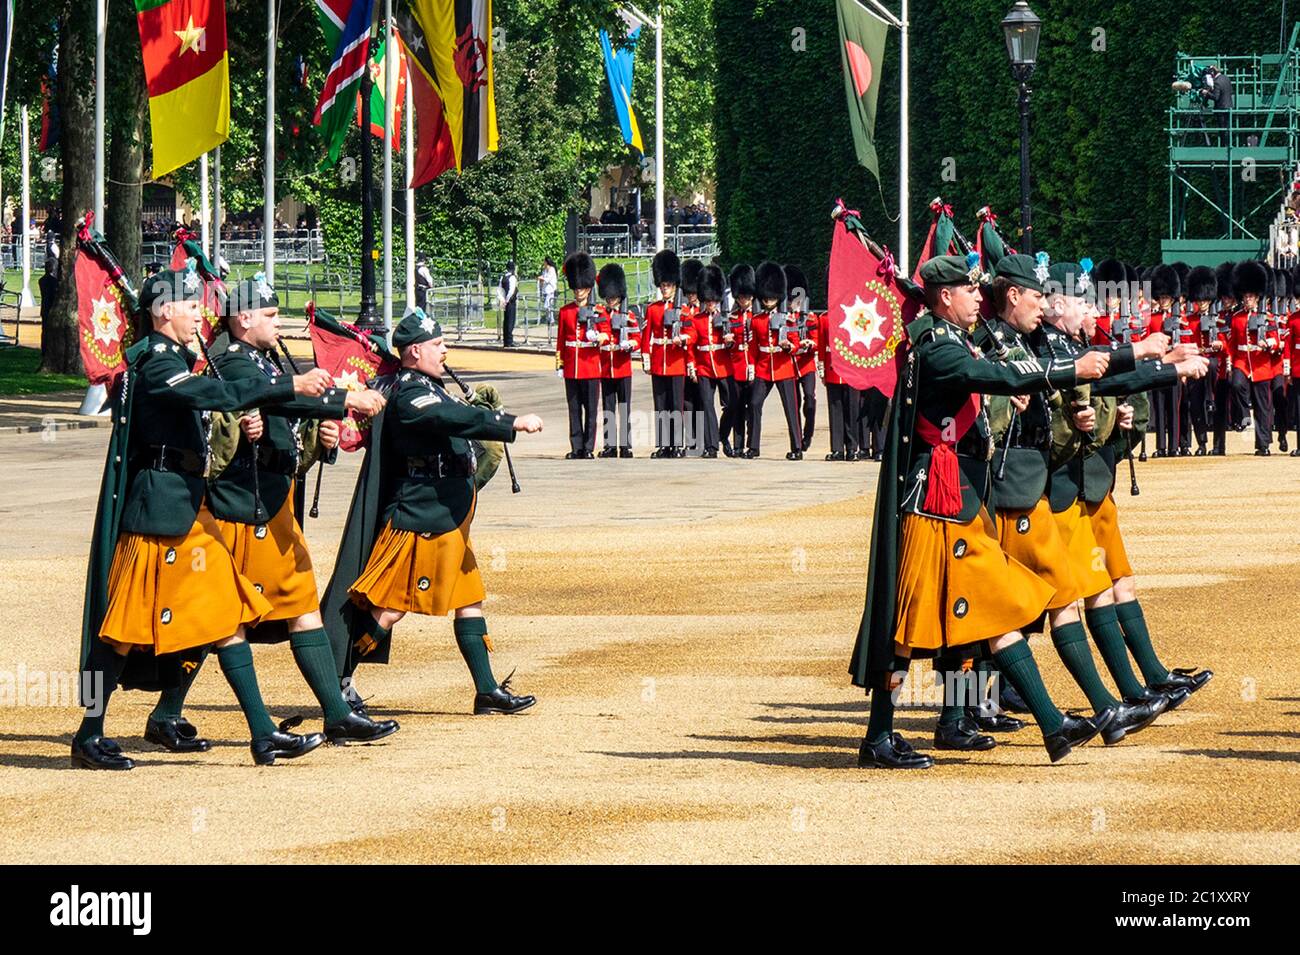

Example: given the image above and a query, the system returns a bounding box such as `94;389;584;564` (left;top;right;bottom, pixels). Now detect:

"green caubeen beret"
993;252;1048;294
225;271;279;316
391;307;444;350
138;258;205;314
1046;258;1095;299
919;254;981;288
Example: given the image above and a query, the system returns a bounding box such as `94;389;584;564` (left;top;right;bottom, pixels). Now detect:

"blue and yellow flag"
599;25;643;154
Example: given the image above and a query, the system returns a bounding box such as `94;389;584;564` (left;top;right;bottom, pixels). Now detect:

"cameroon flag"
135;0;230;178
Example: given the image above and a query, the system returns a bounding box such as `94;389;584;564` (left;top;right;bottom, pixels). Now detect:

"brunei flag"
407;0;498;178
135;0;230;178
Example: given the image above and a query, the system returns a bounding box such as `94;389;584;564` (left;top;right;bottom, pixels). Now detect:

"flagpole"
19;105;33;307
382;0;394;331
654;4;664;251
404;55;415;308
264;0;276;284
898;0;910;272
93;0;105;223
213;145;222;270
199;153;210;253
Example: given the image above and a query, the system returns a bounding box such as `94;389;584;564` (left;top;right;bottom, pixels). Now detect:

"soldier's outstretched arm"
925;338;1079;396
396;390;518;443
1091;359;1178;397
140;349;296;413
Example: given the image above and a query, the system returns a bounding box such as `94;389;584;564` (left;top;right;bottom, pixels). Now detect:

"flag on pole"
39;35;59;153
408;0;497;175
0;0;14;146
76;217;137;388
135;0;231;178
307;303;399;451
599;21;644;153
314;0;377;168
827;200;911;397
911;198;958;286
360;23;408;147
834;0;889;183
394;8;456;187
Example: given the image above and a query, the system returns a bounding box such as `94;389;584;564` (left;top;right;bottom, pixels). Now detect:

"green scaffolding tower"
1163;26;1300;265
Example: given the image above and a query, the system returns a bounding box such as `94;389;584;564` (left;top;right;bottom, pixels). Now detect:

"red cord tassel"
923;443;963;517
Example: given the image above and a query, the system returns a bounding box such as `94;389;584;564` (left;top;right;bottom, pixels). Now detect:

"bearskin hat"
1092;258;1126;285
1171;261;1191;295
729;264;756;299
1148;264;1181;300
783;264;809;308
563;252;596;290
1186;265;1218;302
755;261;787;303
1274;266;1290;298
1125;263;1140;285
681;258;704;297
1232;260;1269;298
697;265;725;303
652;249;681;286
1216;262;1236;300
596;263;626;302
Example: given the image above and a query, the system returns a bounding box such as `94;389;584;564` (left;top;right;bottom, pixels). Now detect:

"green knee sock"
865;683;895;743
1085;605;1148;700
1051;621;1119;711
1114;600;1171;685
291;628;352;724
453;616;498;694
937;669;970;725
992;640;1064;735
74;642;129;745
150;647;210;723
217;642;278;740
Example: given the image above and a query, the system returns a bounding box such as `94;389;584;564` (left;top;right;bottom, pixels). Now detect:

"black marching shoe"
1291;448;1300;457
473;672;536;715
1043;711;1110;763
650;448;671;459
826;450;846;461
1194;447;1207;456
1099;694;1169;745
251;717;327;766
1281;438;1290;453
596;447;618;458
857;732;933;769
564;451;582;460
582;450;595;459
971;710;1025;733
1151;667;1213;696
743;448;760;459
325;710;400;745
1255;448;1271;456
786;450;803;461
1138;451;1148;462
934;716;996;751
144;716;212;753
71;735;134;771
701;449;719;459
620;448;634;458
722;442;735;458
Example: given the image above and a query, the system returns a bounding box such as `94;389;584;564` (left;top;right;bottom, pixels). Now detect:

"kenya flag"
835;0;888;183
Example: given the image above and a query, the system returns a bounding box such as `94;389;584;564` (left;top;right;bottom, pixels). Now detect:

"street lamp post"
1002;2;1042;255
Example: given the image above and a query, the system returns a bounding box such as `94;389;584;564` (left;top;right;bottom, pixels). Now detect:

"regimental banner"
307;303;399;451
135;0;230;178
76;222;135;388
827;200;910;396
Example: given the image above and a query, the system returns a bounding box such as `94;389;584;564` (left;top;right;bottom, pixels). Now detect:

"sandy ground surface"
1;351;1298;864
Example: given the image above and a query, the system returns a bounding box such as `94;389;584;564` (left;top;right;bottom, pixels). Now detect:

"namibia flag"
135;0;230;178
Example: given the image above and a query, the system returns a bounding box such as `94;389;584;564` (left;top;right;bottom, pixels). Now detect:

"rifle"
443;363;521;494
610;304;639;349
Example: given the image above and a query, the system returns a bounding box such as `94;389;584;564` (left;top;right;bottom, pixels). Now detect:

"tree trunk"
42;3;95;375
106;0;147;287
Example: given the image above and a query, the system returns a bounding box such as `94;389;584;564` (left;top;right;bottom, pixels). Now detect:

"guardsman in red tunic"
679;258;705;452
643;250;695;457
1270;267;1292;453
1218;261;1275;454
1145;265;1183;457
594;263;640;457
1185;266;1219;454
557;252;602;459
720;264;755;456
1091;259;1129;347
687;265;731;457
785;265;819;453
747;261;804;459
1211;262;1236;454
1288;265;1300;456
816;306;858;460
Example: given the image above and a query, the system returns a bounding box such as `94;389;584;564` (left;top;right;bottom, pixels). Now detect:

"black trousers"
565;378;599;453
1212;371;1231;453
860;387;888;456
1230;368;1251;428
797;370;817;450
1249;374;1274;450
717;376;748;452
651;374;687;450
502;299;517;347
749;377;801;454
689;376;721;453
1188;375;1212;450
1151;385;1178;452
1291;377;1300;447
1272;375;1291;446
826;382;859;456
600;377;632;451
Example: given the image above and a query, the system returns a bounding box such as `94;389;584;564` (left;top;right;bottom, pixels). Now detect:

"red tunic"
689;306;733;379
792;311;820;377
729;308;754;381
1287;312;1300;378
642;298;696;376
556;301;604;379
595;304;642;380
749;310;800;382
816;312;848;386
1226;308;1277;383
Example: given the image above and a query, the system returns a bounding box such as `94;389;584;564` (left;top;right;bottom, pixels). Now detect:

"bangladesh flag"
835;0;889;183
135;0;230;178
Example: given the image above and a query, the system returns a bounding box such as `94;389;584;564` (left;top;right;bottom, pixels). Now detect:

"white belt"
565;341;599;348
650;336;677;346
697;343;726;352
759;346;785;354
